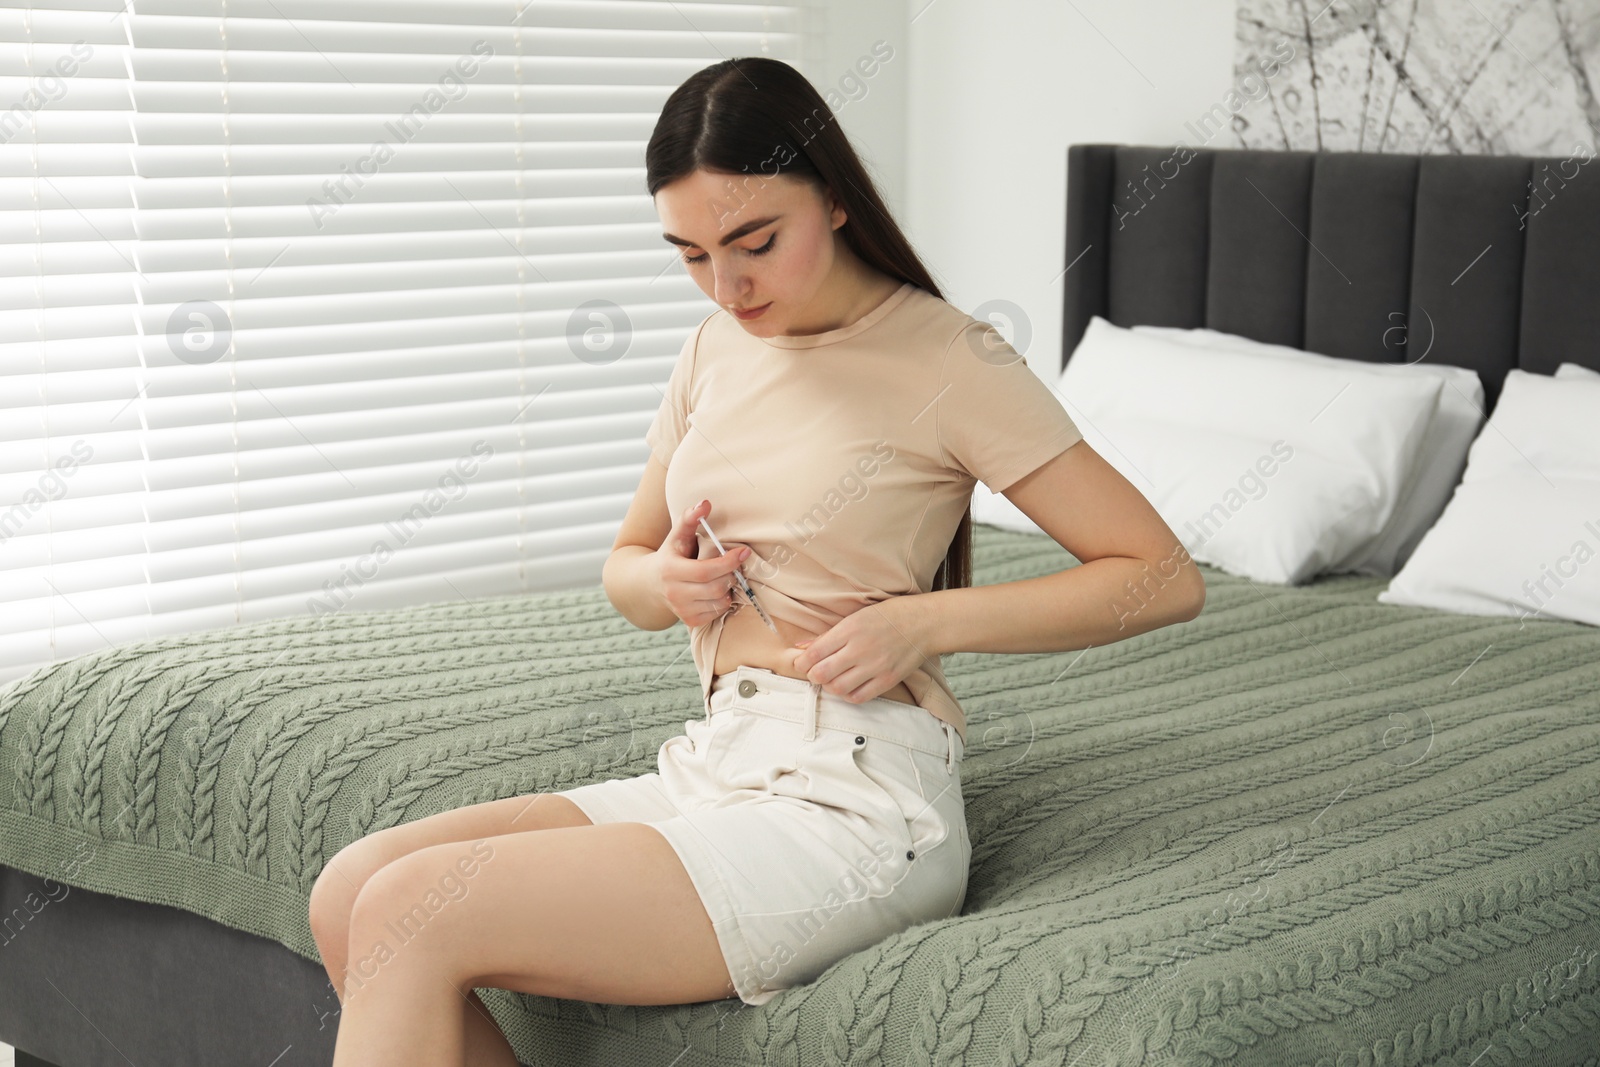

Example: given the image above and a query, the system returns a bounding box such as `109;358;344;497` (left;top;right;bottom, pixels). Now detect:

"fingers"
681;499;750;576
703;573;737;616
664;499;754;625
671;499;709;559
719;544;751;576
688;583;734;626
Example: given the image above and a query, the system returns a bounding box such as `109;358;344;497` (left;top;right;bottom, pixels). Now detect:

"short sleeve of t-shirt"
937;320;1085;494
644;321;703;467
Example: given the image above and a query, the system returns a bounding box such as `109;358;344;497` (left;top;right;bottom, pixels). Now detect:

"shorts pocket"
855;736;957;859
788;726;906;840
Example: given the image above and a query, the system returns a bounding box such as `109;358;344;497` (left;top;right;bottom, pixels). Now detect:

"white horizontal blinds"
0;0;811;685
0;3;140;678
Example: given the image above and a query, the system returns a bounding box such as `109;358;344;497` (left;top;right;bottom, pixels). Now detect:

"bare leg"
309;792;594;1066
329;823;735;1067
311;793;594;996
459;988;519;1067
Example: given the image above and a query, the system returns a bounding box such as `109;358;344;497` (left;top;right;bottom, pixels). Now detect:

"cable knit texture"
2;523;1598;1066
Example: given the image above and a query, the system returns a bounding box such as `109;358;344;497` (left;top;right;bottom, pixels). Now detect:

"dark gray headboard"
1062;143;1600;411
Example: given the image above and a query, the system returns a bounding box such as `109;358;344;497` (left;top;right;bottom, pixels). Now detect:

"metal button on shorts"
553;664;970;1006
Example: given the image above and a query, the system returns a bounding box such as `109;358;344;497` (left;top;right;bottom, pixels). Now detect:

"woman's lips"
731;302;771;320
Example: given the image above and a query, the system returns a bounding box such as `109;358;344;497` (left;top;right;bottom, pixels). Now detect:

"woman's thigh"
352;793;592;859
345;821;735;1006
311;794;593;925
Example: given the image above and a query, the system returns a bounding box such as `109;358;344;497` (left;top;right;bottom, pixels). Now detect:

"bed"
3;142;1599;1066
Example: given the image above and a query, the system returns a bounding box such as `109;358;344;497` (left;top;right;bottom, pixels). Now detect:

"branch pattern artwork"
1231;0;1600;155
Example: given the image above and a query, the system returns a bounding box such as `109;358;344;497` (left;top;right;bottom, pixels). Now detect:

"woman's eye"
682;233;776;266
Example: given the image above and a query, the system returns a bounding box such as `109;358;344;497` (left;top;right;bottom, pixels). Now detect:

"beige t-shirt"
644;281;1084;745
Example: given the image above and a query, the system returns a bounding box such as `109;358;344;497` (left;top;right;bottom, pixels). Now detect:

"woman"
311;56;1205;1065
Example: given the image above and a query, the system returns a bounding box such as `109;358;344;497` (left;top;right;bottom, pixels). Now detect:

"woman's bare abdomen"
712;599;918;707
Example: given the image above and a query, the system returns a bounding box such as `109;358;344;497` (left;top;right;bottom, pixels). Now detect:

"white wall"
800;1;1241;373
810;0;915;221
888;0;1238;376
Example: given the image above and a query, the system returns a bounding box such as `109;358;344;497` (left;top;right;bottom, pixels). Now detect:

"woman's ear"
823;184;847;230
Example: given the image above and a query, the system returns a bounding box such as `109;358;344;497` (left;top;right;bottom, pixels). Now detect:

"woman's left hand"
786;598;933;703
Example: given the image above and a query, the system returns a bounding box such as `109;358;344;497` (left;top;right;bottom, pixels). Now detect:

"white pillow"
1378;369;1600;626
1004;316;1443;586
1132;324;1485;576
1555;361;1600;381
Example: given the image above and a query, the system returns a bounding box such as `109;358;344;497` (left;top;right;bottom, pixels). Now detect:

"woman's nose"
711;266;750;306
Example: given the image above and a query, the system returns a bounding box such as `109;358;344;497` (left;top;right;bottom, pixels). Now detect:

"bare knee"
344;848;487;989
307;794;591;956
309;836;393;949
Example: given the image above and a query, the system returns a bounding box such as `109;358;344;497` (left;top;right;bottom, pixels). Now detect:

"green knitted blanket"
3;523;1598;1066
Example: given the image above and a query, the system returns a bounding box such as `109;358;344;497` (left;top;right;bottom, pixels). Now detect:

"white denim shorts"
554;664;970;1006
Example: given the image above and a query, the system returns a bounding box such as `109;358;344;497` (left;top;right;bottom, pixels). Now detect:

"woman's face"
655;169;845;336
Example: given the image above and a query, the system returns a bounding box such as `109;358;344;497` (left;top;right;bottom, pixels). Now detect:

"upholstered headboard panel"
1061;143;1600;411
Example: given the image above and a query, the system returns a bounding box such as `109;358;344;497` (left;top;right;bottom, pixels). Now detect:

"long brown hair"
645;56;972;593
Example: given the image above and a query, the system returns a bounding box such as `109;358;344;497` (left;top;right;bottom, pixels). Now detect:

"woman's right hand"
655;499;751;628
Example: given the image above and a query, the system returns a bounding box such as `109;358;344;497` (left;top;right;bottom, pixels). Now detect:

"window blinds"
0;0;811;684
